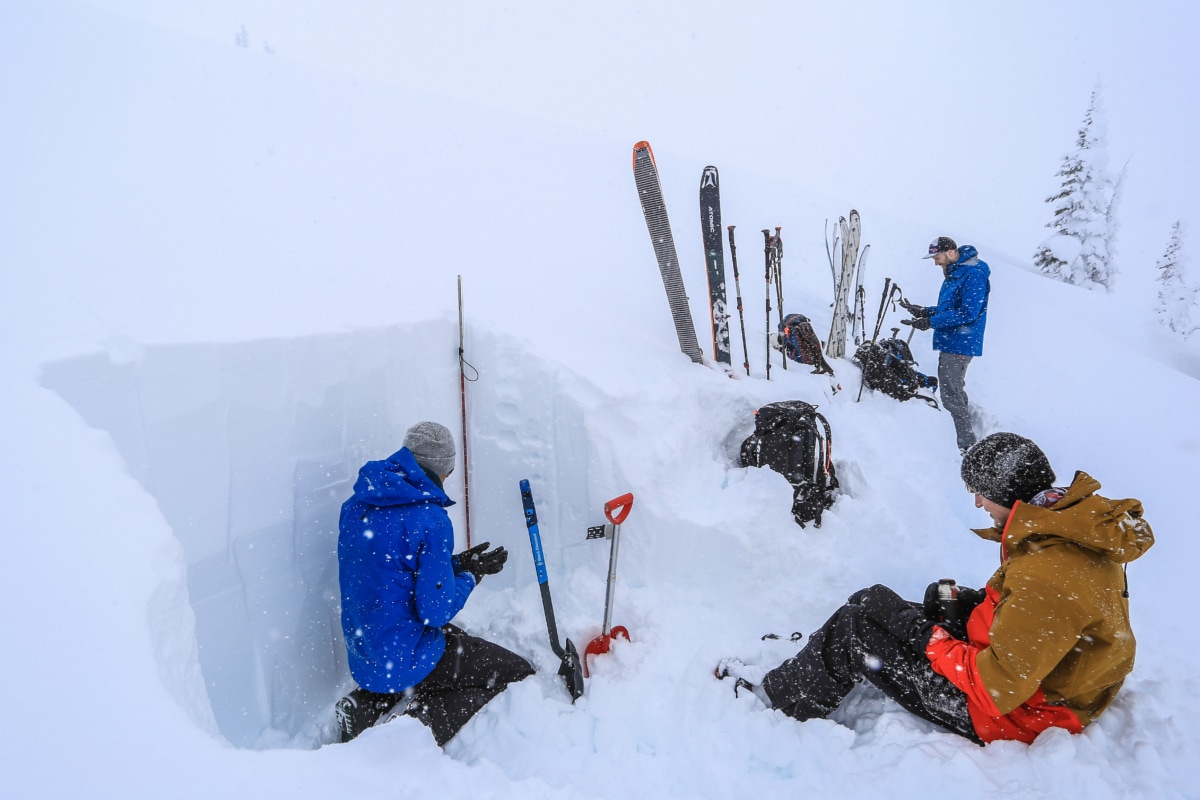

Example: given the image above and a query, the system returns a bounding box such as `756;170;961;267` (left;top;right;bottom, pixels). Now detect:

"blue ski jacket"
338;447;475;693
923;245;991;357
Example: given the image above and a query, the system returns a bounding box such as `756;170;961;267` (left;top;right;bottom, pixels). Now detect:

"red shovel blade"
582;625;630;677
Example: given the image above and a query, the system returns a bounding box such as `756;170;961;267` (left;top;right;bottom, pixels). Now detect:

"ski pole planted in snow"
727;226;751;377
583;493;634;677
762;229;773;380
858;277;894;403
771;227;786;371
519;479;585;701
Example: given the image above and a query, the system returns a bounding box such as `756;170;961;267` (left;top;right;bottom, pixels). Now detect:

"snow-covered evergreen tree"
1156;220;1197;338
1033;88;1120;291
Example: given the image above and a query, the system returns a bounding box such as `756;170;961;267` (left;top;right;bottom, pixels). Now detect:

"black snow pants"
761;584;982;744
346;624;534;746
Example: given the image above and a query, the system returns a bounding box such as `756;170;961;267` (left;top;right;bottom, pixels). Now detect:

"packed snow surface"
3;2;1199;798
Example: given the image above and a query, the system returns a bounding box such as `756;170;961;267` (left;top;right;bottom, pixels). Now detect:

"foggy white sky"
65;0;1200;286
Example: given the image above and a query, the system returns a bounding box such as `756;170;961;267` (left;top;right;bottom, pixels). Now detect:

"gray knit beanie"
961;432;1055;508
403;421;457;477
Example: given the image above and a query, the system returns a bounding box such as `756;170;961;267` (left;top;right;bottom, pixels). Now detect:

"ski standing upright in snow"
632;141;705;364
699;166;732;367
826;210;861;359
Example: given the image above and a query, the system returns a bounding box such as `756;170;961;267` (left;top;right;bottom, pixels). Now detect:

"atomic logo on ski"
700;166;732;366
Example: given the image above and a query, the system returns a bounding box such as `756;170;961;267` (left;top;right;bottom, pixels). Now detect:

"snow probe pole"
519;479;585;701
727;226;751;376
583;493;634;677
763;229;773;380
457;276;479;547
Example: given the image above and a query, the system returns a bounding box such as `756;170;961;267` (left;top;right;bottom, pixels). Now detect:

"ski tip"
633;140;653;167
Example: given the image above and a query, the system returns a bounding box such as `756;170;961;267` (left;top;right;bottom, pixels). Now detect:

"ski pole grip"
604;493;634;525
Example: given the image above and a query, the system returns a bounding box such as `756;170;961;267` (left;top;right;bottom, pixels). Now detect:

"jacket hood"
974;471;1154;564
351;447;453;509
947;245;988;278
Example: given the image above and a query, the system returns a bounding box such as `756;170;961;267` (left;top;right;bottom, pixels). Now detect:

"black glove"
451;542;488;574
914;619;942;651
899;299;929;318
453;541;508;582
901;316;931;332
922;581;985;641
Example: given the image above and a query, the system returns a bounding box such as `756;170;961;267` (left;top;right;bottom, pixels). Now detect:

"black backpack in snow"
739;400;839;528
778;313;835;375
853;336;939;408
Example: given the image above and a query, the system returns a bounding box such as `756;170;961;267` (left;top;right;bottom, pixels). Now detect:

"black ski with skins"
700;166;732;366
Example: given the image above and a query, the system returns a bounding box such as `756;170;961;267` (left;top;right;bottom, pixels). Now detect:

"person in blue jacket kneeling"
901;236;991;455
334;421;533;745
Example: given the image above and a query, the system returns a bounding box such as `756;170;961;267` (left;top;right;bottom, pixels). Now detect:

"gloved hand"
925;624;953;653
922;581;985;641
451;542;489;574
453;541;508;582
901;316;931;332
899;298;929;318
915;618;942;651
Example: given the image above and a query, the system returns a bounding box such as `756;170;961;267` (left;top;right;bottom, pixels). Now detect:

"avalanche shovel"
583;492;634;677
519;479;585;702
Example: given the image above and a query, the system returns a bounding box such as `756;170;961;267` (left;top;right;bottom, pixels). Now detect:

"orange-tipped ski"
632;141;704;364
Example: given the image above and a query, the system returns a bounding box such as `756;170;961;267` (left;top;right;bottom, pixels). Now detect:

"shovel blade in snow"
582;625;630;677
560;638;585;701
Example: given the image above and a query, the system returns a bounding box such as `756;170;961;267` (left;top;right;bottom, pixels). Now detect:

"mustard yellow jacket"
927;471;1154;742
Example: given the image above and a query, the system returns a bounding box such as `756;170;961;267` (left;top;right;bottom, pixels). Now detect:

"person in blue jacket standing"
334;421;533;745
901;237;991;454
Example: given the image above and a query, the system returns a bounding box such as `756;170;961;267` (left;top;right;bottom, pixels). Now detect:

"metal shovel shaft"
601;523;621;634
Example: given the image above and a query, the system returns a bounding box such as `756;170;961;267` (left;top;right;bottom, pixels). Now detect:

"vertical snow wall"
40;323;600;748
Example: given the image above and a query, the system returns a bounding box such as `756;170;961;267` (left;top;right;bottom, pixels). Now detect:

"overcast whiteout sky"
80;0;1197;285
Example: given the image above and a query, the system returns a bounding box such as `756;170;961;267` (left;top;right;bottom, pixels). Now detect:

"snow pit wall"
39;323;601;749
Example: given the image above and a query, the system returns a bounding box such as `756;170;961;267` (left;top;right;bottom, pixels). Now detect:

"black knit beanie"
961;432;1055;508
